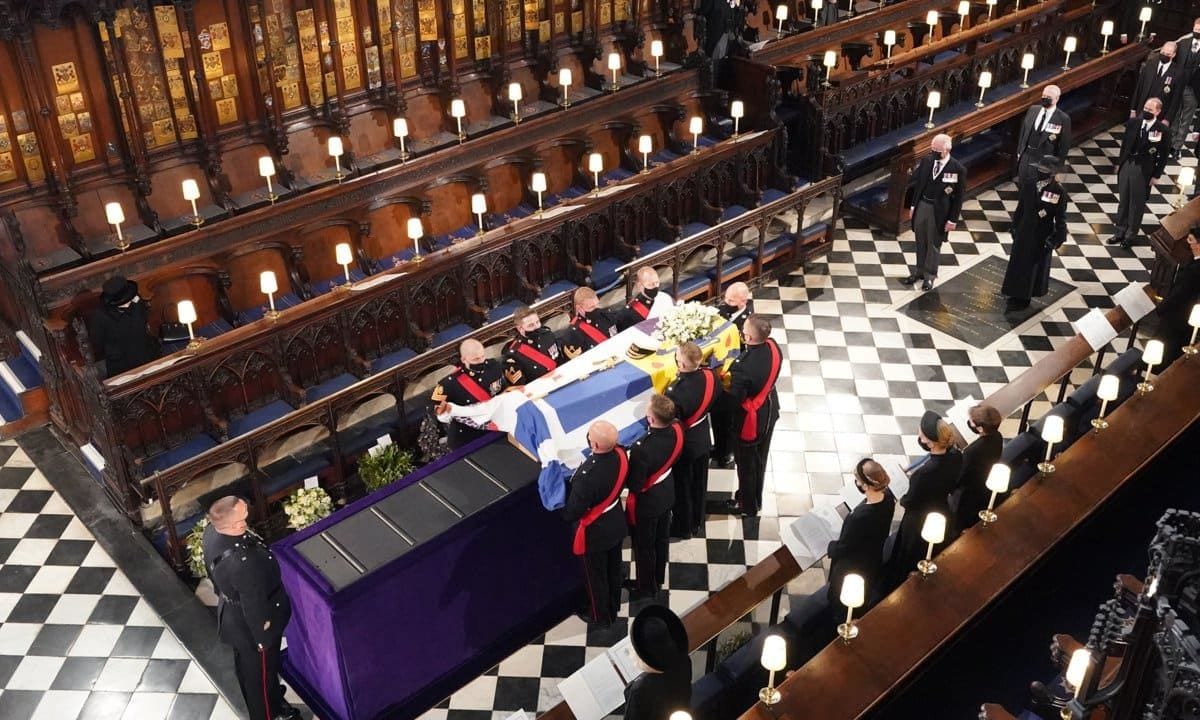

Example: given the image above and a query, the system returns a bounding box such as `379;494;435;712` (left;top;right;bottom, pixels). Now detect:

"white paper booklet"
1073;308;1118;351
1113;283;1156;322
780;514;831;569
607;636;643;684
558;654;627;720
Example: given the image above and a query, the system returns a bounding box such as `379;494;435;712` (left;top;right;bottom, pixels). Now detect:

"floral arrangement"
185;517;210;579
655;301;724;347
283;487;334;530
358;444;417;492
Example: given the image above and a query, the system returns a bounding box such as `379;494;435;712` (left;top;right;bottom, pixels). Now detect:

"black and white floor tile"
0;125;1183;720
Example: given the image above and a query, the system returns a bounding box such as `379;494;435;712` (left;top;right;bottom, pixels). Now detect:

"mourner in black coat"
502;304;565;386
625;395;685;597
616;267;671;331
1002;158;1070;310
726;317;781;517
1157;228;1200;366
665;341;721;538
886;412;963;590
951;404;1005;534
827;459;897;610
89;276;161;378
561;287;619;358
623;605;692;720
1171;25;1200;151
563;421;629;626
903;134;967;291
202;497;300;720
431;339;504;449
1131;42;1185;122
1016;86;1072;186
1109;101;1171;250
711;282;754;467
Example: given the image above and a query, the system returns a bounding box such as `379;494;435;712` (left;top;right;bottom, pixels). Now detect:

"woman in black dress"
827;458;896;610
952;404;1005;534
623;605;692;720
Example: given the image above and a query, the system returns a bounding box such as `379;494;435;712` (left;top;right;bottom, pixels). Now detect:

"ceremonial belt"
628;298;650;320
573;448;628;555
682;369;716;429
626;424;685;525
456;371;493;403
515;341;558;371
574;317;608;345
739;340;782;443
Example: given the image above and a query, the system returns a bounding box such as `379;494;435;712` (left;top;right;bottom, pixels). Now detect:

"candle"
731;100;744;136
638;134;653;172
471;192;488;236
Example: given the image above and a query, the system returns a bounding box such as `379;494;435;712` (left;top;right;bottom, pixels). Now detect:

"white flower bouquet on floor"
283;486;334;530
655;301;724;347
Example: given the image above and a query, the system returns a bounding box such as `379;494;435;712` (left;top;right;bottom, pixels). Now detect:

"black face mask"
966;420;981;435
643;287;659;299
917;437;932;452
1160;53;1172;63
1039;97;1053;108
1143;110;1157;122
931;151;942;162
719;302;737;316
1036;169;1053;181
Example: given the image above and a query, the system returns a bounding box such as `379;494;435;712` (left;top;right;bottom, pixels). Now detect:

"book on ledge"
607;635;643;684
558;651;628;720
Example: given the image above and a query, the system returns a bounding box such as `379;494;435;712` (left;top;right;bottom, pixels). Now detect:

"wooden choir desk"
1149;194;1200;297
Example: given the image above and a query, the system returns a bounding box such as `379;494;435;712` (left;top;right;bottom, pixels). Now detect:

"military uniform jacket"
909;154;967;227
1132;57;1185;119
1118;117;1170;180
1017;105;1072;163
502;328;563;385
202;525;292;648
665;367;720;458
1003;178;1069;300
728;339;782;444
560;310;619;358
431;359;505;407
563;450;629;554
615;291;659;331
626;422;685;523
718;299;754;332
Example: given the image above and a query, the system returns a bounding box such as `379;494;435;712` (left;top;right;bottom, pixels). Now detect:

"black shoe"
1105;234;1126;246
273;709;302;720
900;274;920;286
920;279;934;291
722;498;742;515
709;454;734;469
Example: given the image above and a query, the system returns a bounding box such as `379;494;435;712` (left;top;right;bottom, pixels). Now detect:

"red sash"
573;317;608;345
455;371;493;403
739;340;781;442
514;340;558;372
682;369;716;428
628;298;650;320
573;448;628;555
626;423;685;525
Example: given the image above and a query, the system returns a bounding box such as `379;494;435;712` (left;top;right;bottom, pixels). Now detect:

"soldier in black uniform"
431;338;505;449
561;287;619;359
725;316;782;517
202;496;299;720
1015;85;1071;187
615;267;672;331
625;394;685;599
502;304;564;386
710;282;754;468
665;341;720;538
1109;97;1171;250
562;420;629;626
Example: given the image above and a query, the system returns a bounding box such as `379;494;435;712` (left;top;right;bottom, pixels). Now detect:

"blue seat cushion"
539;279;579;300
241;292;303;323
956;133;1004;168
141;434;219;476
800;222;829;242
261;453;331;499
1001;432;1042;491
305;372;359;403
751;233;795;259
605;167;635;182
708;254;753;279
847;183;890;211
228;399;295;438
487;299;525;323
721;205;750;221
677;273;712;298
431;323;473;348
370;347;418;373
311;268;367;296
503;203;535;221
589;257;624;295
681;221;710;238
638;239;668;257
761;188;789;204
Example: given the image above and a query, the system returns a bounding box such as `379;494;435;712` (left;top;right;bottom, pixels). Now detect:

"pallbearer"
665;341;720;538
626;394;685;599
563;421;629;626
726;316;782;517
561;287;619;358
711;282;754;468
431;339;504;449
502;304;564;386
616;266;673;330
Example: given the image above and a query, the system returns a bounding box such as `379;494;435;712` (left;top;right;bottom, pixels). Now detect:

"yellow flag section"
625;319;742;393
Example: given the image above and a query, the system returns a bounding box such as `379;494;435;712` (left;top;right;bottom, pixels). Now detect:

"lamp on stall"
669;713;692;720
836;573;865;643
393;118;410;162
1063;649;1092;718
1062;36;1077;70
407;217;425;262
176;300;202;349
608;52;622;91
638;134;653;173
916;512;946;577
926;10;937;44
451;99;467;142
689;116;704;153
260;270;280;321
759;634;786;705
1175;165;1195;209
531;172;547;215
334;242;354;289
509;83;523;124
559;68;573;108
775;4;788;38
1137;6;1151;41
978;463;1010;526
883;30;897;63
1037;414;1064;475
976;71;992;107
651;39;664;76
181;179;203;227
328;136;346;181
471;193;488;236
1020;52;1035;88
259;156;278;203
823;50;838;87
985;0;996;22
1185;304;1200;357
731;100;745;137
925;90;941;129
105;201;128;251
589;152;604;194
1138;339;1164;394
1100;20;1114;54
1091;374;1120;431
844;0;855;18
811;0;823;23
958;1;970;31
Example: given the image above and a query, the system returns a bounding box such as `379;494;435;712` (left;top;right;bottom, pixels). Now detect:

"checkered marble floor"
0;124;1182;720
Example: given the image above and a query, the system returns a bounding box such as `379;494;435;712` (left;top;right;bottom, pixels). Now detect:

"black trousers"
710;396;736;460
632;510;671;592
581;544;623;624
671;454;710;535
734;421;775;515
231;636;287;720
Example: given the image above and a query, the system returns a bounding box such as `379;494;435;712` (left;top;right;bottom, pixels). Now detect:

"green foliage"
715;627;753;663
185;517;210;579
358;444;416;492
